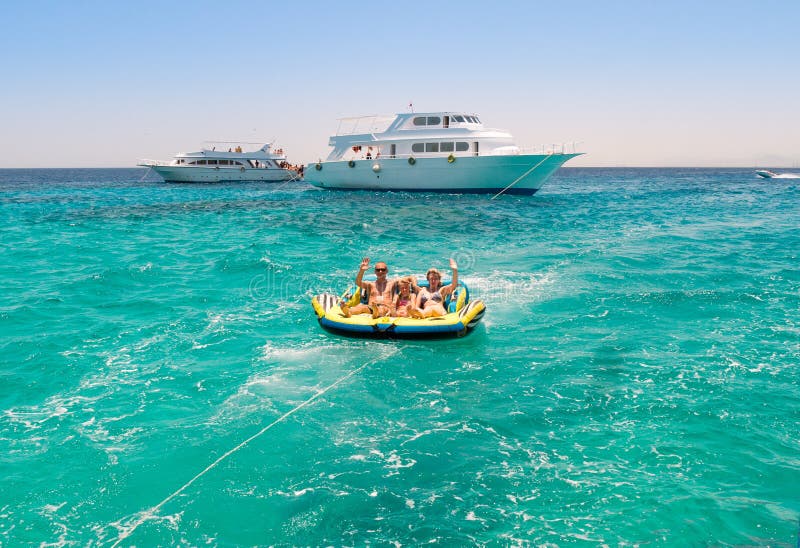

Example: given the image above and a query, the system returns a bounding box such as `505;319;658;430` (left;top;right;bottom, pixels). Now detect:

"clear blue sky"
1;1;798;168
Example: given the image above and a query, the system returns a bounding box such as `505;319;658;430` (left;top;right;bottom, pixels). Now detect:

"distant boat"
755;169;800;179
138;142;300;183
304;111;582;195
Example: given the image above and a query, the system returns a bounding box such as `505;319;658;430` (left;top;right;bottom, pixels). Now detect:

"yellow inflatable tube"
312;284;485;338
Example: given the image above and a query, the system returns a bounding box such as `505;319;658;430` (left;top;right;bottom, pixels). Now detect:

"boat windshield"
451;115;480;124
335;116;395;136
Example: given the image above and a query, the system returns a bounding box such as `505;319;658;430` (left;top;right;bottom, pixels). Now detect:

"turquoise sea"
1;168;798;545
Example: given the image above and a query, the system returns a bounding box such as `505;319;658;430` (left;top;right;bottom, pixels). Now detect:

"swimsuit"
420;290;443;307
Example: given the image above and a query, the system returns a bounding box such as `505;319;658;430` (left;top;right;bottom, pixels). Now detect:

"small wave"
259;255;294;273
461;270;557;309
106;510;184;545
259;341;337;363
4;396;85;430
400;422;462;446
40;502;67;514
465;510;487;523
274;487;314;498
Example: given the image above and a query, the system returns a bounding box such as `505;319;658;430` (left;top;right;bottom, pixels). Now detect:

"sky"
1;0;798;168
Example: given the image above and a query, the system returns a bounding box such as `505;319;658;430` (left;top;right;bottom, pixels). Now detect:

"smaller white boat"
139;142;301;183
756;169;800;179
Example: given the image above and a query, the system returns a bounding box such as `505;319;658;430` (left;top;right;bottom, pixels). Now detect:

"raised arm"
442;258;459;296
355;257;371;290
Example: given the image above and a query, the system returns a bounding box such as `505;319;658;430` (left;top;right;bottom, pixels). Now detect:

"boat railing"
333;142;582;162
517;142;582;155
202;140;270;150
137;159;171;166
200;146;286;156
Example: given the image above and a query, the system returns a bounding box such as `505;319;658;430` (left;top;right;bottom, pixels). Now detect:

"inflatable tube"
311;282;485;339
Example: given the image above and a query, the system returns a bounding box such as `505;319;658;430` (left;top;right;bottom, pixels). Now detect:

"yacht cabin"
169;143;288;170
326;112;521;162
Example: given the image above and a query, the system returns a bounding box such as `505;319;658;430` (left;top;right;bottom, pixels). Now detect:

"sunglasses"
375;267;387;272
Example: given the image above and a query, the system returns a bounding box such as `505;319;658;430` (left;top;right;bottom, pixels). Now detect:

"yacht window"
440;142;454;152
187;160;196;165
208;160;218;165
425;143;439;153
233;161;243;166
456;142;469;152
413;117;427;126
453;115;465;123
198;160;207;165
219;160;229;165
411;143;425;153
427;116;441;126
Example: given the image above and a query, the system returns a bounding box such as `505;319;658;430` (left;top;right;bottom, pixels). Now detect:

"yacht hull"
146;165;295;183
305;153;579;194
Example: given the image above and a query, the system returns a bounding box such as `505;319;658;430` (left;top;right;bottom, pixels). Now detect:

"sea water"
1;168;798;545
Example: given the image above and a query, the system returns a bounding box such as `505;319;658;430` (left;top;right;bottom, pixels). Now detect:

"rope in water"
110;348;397;546
269;168;304;192
137;167;152;183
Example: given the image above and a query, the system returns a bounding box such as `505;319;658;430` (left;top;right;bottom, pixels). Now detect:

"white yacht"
304;112;582;195
139;142;299;183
